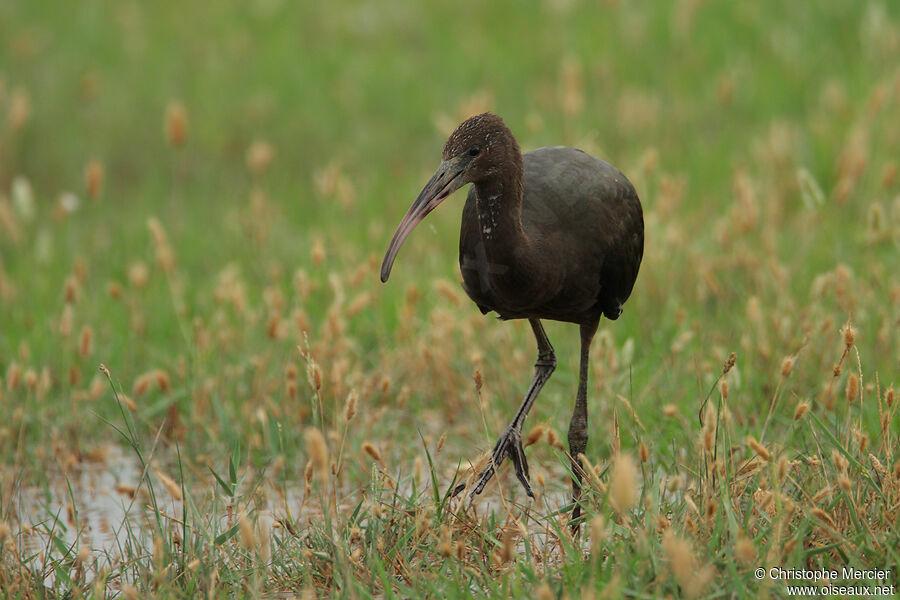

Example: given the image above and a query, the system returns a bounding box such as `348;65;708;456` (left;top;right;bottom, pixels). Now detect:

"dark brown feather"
457;120;643;325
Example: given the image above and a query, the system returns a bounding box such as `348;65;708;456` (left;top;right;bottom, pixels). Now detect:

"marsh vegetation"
1;1;898;597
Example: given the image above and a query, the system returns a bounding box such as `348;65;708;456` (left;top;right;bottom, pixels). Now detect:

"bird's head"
381;113;520;282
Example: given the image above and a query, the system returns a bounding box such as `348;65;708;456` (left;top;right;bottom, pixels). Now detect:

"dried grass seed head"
239;514;257;550
780;356;794;377
846;372;859;403
343;389;357;421
609;453;638;514
747;437;771;461
246;139;275;175
165;101;188;147
361;441;382;462
723;352;736;374
79;325;93;358
155;468;182;500
85;159;104;199
810;507;836;529
590;515;606;554
525;424;545;447
304;427;329;481
661;529;694;586
735;536;756;564
841;322;856;348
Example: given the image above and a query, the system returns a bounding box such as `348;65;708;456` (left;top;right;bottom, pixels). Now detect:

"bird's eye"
468;146;481;157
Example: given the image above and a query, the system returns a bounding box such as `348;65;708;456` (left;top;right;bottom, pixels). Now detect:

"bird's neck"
473;175;529;266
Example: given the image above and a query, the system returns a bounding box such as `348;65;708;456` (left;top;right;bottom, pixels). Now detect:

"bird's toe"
453;427;535;499
450;481;468;498
508;433;534;498
471;464;496;496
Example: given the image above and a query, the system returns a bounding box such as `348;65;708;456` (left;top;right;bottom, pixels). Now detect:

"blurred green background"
3;0;899;455
3;0;900;463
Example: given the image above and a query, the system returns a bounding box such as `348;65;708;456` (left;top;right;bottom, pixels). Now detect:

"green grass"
1;0;899;597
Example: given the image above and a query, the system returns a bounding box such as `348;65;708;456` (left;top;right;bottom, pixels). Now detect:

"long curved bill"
380;157;467;282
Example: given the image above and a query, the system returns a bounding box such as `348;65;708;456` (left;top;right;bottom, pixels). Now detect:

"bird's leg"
569;320;599;531
452;319;555;499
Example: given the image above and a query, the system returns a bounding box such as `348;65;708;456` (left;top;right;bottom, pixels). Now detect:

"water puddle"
9;438;588;590
15;444;171;559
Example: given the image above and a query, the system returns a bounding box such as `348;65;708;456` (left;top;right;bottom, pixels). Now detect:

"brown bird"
381;113;643;525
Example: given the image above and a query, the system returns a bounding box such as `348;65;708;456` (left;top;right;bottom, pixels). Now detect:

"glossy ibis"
381;113;643;525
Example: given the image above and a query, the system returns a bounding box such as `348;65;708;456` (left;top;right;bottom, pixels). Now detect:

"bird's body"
459;146;643;324
380;113;643;529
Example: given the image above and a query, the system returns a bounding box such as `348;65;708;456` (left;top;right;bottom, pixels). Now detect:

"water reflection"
11;438;582;590
17;444;163;558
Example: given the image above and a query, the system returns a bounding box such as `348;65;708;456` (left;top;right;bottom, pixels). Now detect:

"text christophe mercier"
766;567;892;583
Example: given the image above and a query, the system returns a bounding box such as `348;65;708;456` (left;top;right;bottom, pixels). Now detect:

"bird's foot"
452;426;534;499
570;492;584;535
569;460;586;531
